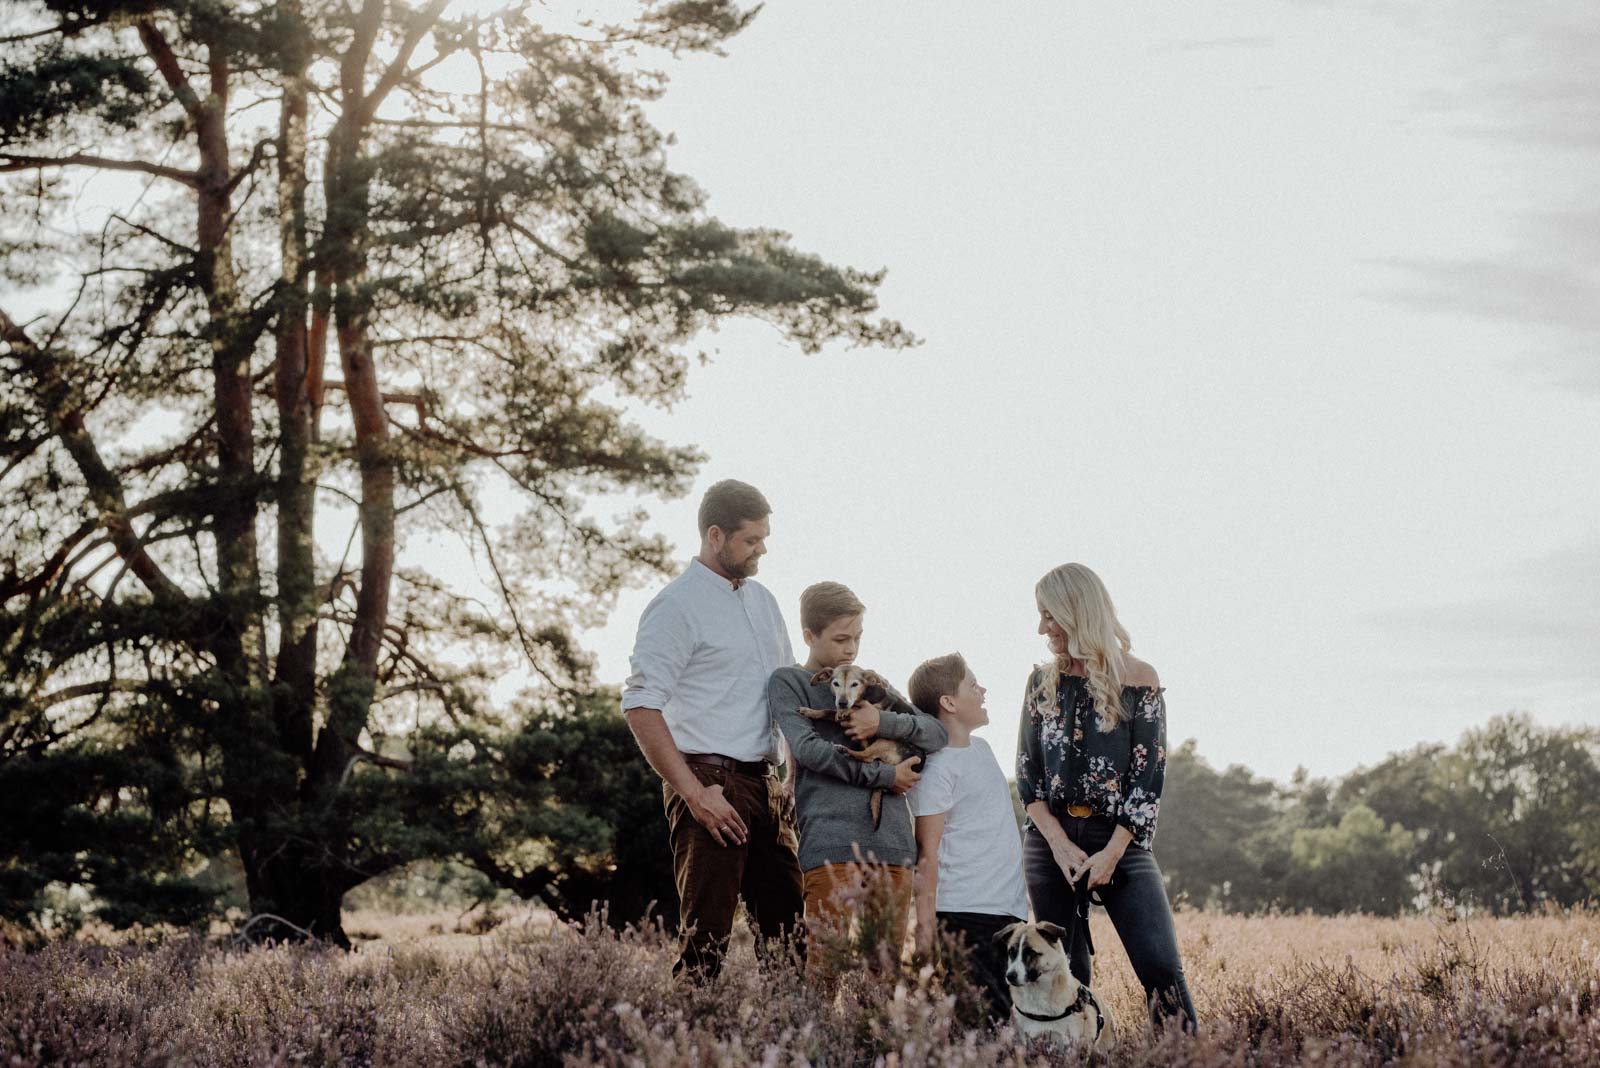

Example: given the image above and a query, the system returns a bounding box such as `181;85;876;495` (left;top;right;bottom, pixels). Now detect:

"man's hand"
687;783;748;847
890;758;922;795
781;774;797;827
841;701;882;742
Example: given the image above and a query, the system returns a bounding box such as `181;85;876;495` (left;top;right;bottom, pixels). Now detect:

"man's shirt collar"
689;556;744;591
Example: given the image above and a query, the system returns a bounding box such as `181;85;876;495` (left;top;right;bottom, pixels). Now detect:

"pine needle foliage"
0;0;913;944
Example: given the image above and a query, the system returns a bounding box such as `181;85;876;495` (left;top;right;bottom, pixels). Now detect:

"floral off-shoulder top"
1015;666;1168;850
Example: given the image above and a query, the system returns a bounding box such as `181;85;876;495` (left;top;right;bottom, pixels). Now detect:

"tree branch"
37;680;147;708
135;18;204;121
0;309;189;606
360;0;456;124
370;116;527;132
0;15;110;43
0;518;98;603
503;217;582;270
322;379;430;423
337;744;414;786
226;138;274;195
377;680;446;702
109;213;197;255
0;153;199;186
233;913;315;943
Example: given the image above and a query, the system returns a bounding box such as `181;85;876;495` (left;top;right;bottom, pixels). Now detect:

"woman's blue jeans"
1023;817;1198;1032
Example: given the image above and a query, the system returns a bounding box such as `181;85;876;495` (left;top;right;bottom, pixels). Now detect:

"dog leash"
1014;985;1106;1037
1072;877;1102;958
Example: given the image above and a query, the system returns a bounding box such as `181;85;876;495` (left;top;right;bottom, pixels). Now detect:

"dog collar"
1015;985;1105;1036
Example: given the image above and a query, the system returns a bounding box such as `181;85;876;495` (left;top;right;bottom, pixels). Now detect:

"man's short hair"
908;652;969;717
698;479;771;538
800;581;865;635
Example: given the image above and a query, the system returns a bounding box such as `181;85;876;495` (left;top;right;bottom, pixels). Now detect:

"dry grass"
1088;907;1600;1029
342;904;561;954
3;906;1598;1066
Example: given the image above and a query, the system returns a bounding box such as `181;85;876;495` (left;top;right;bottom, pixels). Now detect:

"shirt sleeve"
908;756;957;817
770;671;895;789
621;595;693;711
872;681;949;753
776;601;796;666
1015;667;1046;807
1118;686;1167;849
876;706;950;753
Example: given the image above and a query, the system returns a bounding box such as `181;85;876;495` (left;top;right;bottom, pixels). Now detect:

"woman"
1016;563;1198;1032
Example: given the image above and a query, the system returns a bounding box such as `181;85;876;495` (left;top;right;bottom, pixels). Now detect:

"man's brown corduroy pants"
663;762;803;978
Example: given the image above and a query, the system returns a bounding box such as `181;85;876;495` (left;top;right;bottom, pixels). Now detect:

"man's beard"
717;546;758;579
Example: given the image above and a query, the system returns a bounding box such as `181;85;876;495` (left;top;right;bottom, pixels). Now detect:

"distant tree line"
1155;713;1600;915
358;708;1600;928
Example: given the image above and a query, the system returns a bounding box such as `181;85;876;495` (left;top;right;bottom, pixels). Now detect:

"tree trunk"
243;848;352;947
274;10;397;941
272;2;317;766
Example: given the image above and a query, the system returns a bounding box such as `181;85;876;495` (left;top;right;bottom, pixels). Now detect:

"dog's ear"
994;921;1024;947
809;668;834;685
860;669;890;689
1034;921;1067;946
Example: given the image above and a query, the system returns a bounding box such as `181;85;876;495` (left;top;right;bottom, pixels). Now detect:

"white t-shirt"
908;735;1030;919
621;558;794;763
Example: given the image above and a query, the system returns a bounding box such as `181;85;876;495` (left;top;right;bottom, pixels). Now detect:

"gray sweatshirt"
769;665;949;871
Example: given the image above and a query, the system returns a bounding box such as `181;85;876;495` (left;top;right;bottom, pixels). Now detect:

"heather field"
4;908;1599;1067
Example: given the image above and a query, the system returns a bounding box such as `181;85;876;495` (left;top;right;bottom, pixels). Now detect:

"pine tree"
1;0;911;944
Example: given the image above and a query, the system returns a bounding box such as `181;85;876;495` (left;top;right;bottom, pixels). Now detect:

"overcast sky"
14;2;1594;783
561;0;1599;781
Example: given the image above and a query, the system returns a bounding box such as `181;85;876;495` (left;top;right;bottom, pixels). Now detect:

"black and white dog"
998;921;1113;1050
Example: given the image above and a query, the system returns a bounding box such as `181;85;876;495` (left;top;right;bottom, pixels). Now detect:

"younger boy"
907;652;1029;1025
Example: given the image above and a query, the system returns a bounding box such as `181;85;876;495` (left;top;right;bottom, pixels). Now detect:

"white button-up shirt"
622;558;796;762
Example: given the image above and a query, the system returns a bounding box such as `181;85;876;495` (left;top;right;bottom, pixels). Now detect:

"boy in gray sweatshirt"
768;581;948;982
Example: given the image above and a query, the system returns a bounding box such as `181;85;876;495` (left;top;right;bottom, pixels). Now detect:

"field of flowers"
3;906;1598;1066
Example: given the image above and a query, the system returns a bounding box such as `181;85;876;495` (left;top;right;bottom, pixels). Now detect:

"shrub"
2;909;1599;1065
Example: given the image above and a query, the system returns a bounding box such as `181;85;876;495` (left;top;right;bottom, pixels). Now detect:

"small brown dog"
797;664;926;828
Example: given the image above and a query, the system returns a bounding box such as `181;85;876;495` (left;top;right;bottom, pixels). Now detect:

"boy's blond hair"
799;581;865;635
908;652;968;717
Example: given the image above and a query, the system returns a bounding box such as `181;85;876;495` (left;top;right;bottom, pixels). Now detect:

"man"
622;479;804;977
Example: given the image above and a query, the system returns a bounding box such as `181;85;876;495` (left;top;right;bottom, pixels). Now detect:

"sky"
558;0;1599;781
9;2;1595;783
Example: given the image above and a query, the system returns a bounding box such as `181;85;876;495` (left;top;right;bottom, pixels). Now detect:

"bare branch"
225;138;274;195
0;153;199;186
0;518;97;603
109;213;197;255
233;913;315;943
338;745;414;787
503;217;582;269
0;15;111;43
370;116;527;132
377;680;446;702
450;482;568;693
37;680;147;708
322;379;430;423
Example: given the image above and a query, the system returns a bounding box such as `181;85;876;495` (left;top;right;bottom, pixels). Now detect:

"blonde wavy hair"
1034;563;1132;731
